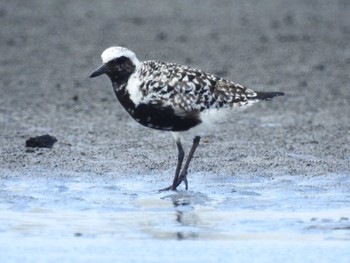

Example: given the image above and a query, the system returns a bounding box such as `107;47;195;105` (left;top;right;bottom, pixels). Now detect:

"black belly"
115;91;201;132
133;103;201;132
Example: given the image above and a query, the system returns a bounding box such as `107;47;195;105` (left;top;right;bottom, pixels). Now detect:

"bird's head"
89;46;140;82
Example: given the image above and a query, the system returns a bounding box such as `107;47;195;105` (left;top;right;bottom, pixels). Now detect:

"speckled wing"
138;61;257;114
212;79;258;109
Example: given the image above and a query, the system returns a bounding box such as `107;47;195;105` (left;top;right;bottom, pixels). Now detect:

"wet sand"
0;0;349;262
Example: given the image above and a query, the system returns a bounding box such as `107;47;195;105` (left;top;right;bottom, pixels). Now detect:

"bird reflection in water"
172;196;199;240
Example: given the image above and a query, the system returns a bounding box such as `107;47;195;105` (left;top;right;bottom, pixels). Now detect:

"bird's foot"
177;170;188;190
158;185;173;192
158;171;188;192
158;182;181;192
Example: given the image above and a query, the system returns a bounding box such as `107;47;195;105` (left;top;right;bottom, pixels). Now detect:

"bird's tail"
253;91;284;101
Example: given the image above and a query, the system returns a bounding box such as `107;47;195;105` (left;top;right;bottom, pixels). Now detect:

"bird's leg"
159;138;185;192
176;136;201;190
171;139;185;190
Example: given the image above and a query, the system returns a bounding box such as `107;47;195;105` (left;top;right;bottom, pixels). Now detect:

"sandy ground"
0;0;349;262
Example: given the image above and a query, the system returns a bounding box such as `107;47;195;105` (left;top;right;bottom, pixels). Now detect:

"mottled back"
138;61;258;115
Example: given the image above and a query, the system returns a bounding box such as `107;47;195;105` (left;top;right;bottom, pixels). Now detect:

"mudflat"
0;1;349;262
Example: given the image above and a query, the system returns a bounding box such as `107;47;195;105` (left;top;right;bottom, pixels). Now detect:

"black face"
90;56;136;84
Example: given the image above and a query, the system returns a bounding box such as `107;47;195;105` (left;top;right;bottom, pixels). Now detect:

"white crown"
101;46;140;68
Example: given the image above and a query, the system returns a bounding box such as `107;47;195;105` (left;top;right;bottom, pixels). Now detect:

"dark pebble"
25;134;57;148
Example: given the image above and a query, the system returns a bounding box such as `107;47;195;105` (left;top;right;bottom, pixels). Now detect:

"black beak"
89;64;107;78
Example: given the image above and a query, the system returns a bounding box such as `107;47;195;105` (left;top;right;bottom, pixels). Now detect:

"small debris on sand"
25;134;57;148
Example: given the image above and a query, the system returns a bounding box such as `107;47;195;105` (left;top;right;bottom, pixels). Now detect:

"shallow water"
0;170;349;262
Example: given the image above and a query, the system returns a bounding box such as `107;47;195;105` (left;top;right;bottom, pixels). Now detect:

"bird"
89;46;284;191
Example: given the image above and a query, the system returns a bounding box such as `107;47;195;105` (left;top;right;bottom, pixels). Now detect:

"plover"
90;46;284;191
